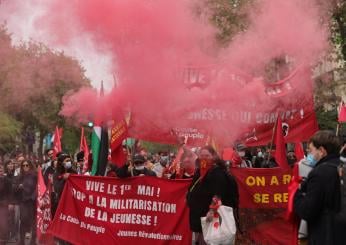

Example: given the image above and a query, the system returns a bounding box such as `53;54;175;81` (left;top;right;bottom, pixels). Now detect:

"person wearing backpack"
294;130;346;245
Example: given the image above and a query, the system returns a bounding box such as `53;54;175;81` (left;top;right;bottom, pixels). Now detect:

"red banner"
36;168;53;244
339;101;346;123
110;119;128;167
125;67;318;147
231;168;296;245
48;176;192;245
53;126;62;157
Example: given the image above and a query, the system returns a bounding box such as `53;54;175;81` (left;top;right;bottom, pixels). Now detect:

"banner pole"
267;113;279;165
336;122;340;137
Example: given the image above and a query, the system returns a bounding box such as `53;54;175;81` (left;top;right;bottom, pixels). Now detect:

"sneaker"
25;232;31;239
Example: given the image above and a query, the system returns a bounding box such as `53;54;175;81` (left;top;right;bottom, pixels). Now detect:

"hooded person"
116;154;156;178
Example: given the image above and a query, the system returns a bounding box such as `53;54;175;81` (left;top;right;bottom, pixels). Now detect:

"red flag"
36;167;54;244
222;147;242;167
338;101;346;123
52;126;62;158
110;119;128;167
274;117;289;169
80;127;90;174
294;142;305;161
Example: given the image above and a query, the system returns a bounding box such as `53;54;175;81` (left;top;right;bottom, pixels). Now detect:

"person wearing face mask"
253;148;265;168
186;146;239;245
51;153;76;218
116;154;156;178
235;143;252;168
294;130;346;245
152;156;168;178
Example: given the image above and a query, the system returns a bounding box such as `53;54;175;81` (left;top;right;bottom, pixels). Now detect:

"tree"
0;26;92;158
332;0;346;62
141;140;177;154
0;112;22;155
196;0;253;45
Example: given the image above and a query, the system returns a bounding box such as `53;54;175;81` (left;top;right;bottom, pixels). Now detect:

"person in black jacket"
294;130;346;245
52;153;76;218
16;160;37;245
0;164;11;245
187;146;239;245
4;159;18;242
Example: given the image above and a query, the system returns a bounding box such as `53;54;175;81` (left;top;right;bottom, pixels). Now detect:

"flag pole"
267;113;279;165
336;122;340;137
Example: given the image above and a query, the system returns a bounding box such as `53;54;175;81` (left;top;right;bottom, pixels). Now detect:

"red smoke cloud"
3;0;331;145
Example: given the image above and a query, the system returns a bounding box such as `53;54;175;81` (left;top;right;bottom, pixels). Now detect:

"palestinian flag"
97;125;109;176
91;124;101;175
91;123;109;176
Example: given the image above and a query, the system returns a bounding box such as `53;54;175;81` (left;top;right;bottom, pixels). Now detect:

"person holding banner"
52;153;76;218
294;130;346;245
186;146;239;245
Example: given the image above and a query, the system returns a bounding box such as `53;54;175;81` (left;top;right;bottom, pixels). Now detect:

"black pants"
8;207;18;239
0;204;9;245
19;201;36;245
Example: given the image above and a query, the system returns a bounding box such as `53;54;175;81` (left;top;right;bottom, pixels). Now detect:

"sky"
0;0;114;90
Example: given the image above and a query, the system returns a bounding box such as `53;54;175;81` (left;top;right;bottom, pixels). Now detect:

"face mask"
306;154;318;167
134;165;145;170
238;151;245;157
257;152;263;158
64;161;72;169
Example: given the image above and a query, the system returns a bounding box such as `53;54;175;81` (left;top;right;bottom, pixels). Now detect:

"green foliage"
332;1;346;62
61;126;80;155
316;107;338;130
200;0;254;45
0;112;22;153
140;140;177;154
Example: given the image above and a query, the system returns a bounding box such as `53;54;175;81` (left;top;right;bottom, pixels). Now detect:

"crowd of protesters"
0;132;345;245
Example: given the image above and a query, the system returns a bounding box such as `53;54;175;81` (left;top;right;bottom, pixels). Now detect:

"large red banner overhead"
231;168;297;245
48;175;192;245
126;67;318;146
